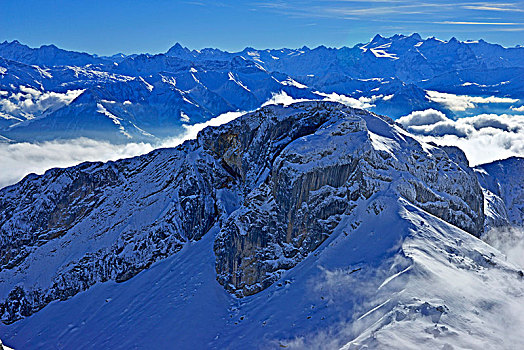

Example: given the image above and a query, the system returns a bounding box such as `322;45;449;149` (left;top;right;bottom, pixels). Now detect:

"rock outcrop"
209;102;484;295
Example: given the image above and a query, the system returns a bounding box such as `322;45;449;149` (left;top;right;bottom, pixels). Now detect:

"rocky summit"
0;101;522;349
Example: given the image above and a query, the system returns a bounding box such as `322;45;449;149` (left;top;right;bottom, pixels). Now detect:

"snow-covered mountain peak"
0;101;522;349
165;42;193;58
0;100;484;316
408;32;422;41
0;40;107;67
0;40;22;47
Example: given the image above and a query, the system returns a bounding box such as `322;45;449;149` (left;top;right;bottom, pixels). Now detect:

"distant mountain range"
1;34;523;143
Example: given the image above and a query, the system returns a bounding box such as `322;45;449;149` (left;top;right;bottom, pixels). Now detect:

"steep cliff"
208;102;484;296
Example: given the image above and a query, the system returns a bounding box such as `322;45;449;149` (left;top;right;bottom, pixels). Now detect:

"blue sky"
1;0;523;55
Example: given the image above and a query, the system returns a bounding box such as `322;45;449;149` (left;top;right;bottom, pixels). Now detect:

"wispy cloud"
252;0;524;33
485;26;524;31
436;21;522;25
426;91;519;111
254;1;449;18
462;3;524;12
183;1;205;6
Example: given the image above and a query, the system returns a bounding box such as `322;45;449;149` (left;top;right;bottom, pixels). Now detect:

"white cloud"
397;109;448;126
511;105;524;112
0;110;245;189
483;227;524;269
177;110;245;142
262;91;309;106
0;87;85;121
436;21;522;25
262;91;387;110
426;90;519;112
315;91;381;109
19;85;41;97
462;4;524;13
0;139;155;189
399;110;524;166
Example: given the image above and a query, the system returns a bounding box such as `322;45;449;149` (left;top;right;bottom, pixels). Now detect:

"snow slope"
0;189;522;349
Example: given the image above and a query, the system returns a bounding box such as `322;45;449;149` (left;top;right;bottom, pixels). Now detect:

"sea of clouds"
0;86;84;122
0;111;243;188
1;90;523;188
397;109;524;166
425;90;519;112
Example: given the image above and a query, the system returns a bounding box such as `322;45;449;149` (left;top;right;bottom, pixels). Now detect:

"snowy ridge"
208;102;484;295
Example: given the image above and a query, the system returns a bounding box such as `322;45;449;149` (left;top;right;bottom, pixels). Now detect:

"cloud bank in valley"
0;111;244;189
0;138;155;188
398;109;524;166
425;90;518;112
2;90;524;189
0;87;84;122
263;91;392;110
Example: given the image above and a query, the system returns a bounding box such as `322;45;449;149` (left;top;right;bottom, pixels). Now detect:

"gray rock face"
0;101;485;322
210;102;484;296
0;145;230;323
